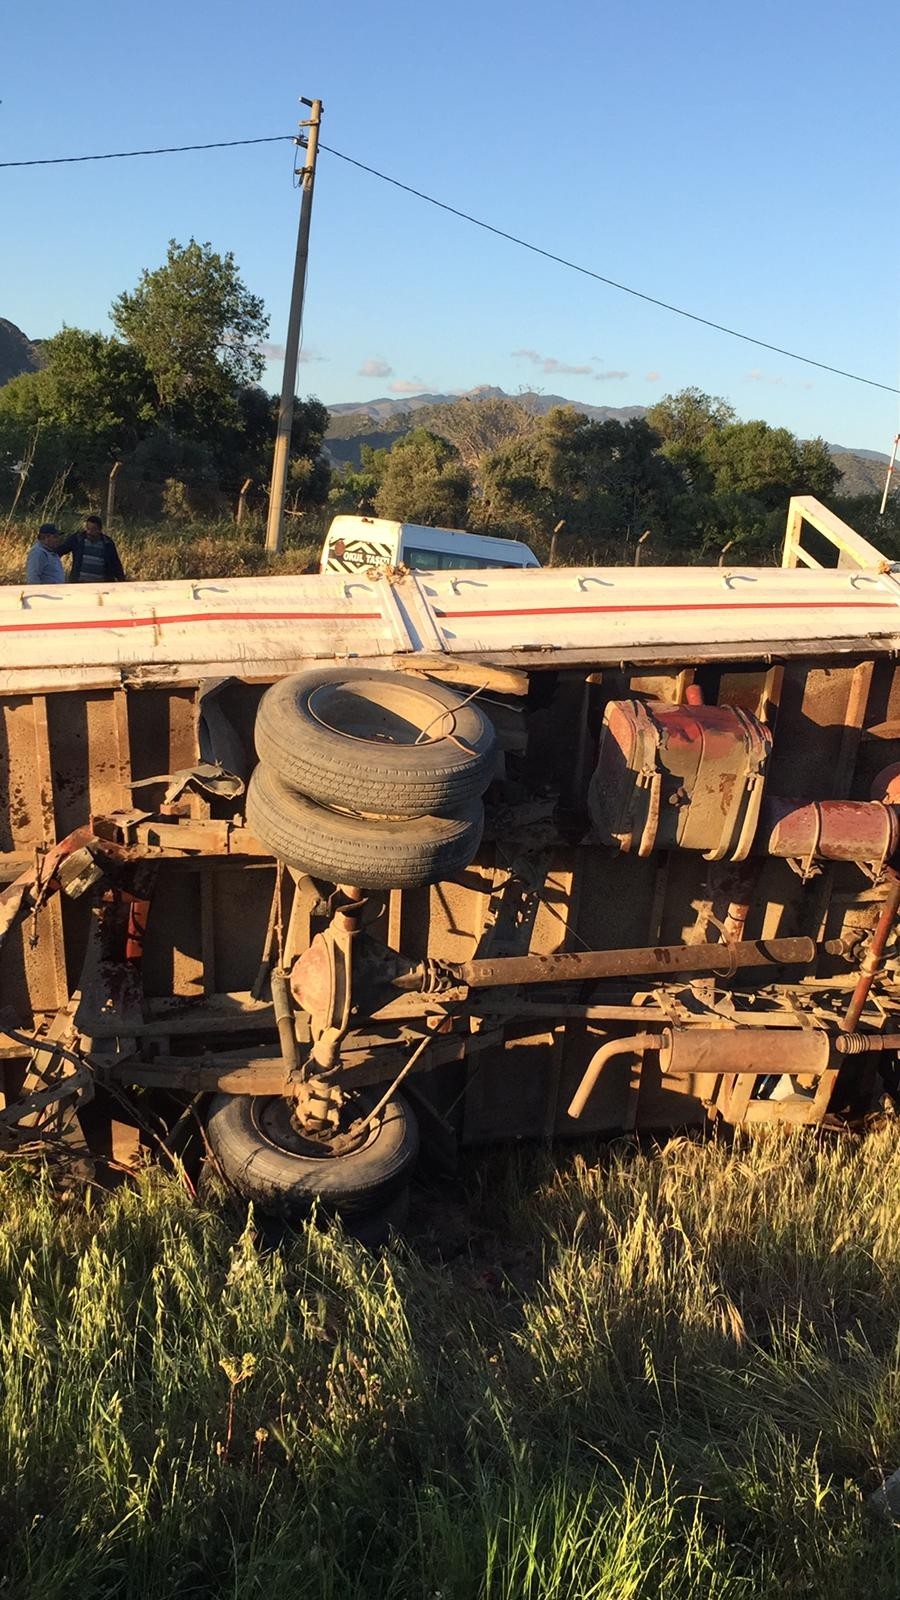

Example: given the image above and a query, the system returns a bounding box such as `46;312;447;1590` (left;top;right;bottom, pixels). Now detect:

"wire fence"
0;474;330;584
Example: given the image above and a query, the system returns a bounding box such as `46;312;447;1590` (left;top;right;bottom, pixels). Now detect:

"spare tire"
206;1090;418;1218
254;668;496;818
246;761;483;889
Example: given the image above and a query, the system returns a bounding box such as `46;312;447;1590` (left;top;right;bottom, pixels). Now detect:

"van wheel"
246;762;483;889
205;1090;418;1219
254;668;496;818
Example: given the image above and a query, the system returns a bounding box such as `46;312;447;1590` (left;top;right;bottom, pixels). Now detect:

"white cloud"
645;370;662;382
257;341;324;363
358;357;393;379
512;348;594;377
593;370;629;381
388;378;429;395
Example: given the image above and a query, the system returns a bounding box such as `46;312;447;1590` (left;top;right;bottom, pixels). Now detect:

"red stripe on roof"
0;608;382;636
436;600;899;620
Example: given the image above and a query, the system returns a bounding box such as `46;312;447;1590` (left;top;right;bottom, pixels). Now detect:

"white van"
320;515;540;574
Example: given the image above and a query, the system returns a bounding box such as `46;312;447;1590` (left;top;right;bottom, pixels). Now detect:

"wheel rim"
306;679;457;749
250;1094;381;1162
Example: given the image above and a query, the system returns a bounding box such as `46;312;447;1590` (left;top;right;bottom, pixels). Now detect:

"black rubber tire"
254;668;496;819
342;1185;410;1249
246;761;483;889
205;1090;418;1218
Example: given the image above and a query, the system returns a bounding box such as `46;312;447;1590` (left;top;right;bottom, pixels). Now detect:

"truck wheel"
246;762;483;889
254;668;496;818
205;1090;418;1218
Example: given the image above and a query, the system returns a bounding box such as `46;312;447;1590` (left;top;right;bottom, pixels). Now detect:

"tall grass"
2;1128;900;1595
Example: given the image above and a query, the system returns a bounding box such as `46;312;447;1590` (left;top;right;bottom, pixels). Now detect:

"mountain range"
327;384;647;426
0;319;43;386
324;384;892;493
0;321;891;496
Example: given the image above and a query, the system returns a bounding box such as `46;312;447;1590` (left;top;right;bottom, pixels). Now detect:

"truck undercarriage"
3;496;900;1218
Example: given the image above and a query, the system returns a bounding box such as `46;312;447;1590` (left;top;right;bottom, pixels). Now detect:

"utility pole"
880;433;900;518
265;97;323;556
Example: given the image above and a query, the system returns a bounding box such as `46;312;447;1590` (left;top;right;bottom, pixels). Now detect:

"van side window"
403;546;521;571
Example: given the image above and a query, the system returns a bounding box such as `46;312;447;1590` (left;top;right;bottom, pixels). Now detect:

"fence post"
634;529;652;567
106;461;122;529
548;519;565;567
236;478;253;525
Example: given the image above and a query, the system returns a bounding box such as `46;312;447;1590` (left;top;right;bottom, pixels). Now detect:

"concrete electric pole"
265;97;323;556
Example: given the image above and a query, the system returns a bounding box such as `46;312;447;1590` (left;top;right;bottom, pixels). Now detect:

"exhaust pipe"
567;1024;832;1119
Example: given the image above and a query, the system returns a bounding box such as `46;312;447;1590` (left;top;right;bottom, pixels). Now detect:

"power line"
1;128;896;397
0;135;296;168
319;144;900;397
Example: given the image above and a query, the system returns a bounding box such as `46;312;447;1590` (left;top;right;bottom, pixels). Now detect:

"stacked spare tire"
247;668;497;889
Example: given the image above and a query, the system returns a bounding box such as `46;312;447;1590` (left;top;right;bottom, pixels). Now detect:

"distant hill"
829;443;891;463
327;384;645;426
325;385;648;467
324;386;893;494
829;452;890;498
0;319;42;386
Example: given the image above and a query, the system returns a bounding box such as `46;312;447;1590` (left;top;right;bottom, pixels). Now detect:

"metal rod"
568;1033;658;1118
105;460;122;530
834;1032;900;1054
353;1033;433;1138
841;870;900;1032
251;872;282;999
270;968;298;1075
457;935;817;991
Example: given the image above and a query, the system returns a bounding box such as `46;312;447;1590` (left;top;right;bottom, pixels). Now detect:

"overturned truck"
3;496;900;1219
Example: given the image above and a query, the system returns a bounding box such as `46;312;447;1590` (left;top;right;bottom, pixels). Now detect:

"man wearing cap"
25;523;65;585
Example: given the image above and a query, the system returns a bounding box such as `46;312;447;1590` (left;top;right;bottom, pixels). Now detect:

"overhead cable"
319;144;899;397
0;135;296;168
2;129;895;395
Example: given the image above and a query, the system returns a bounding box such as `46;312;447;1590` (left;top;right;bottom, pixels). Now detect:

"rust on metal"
658;1025;831;1076
762;798;900;863
841;870;900;1032
458;936;817;989
6;500;900;1150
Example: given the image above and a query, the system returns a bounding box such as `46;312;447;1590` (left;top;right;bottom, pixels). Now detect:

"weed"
1;1132;900;1594
0;515;326;584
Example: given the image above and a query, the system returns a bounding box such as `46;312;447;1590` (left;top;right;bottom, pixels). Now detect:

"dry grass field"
0;517;326;584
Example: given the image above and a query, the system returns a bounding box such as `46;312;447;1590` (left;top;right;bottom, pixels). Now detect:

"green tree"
0;329;156;497
701;420;841;508
214;387;330;501
797;436;843;499
32;328;155;458
111;239;268;413
374;429;471;526
328;444;388;515
644;387;738;499
480;407;686;558
422;395;537;475
646;387;736;450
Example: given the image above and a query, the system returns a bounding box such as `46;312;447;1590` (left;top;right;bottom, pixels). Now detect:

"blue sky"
3;0;898;450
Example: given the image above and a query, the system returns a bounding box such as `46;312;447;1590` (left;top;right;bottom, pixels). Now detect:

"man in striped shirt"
59;515;126;583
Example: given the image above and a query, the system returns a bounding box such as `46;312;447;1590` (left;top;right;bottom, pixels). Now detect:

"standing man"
24;523;66;585
59;514;126;583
